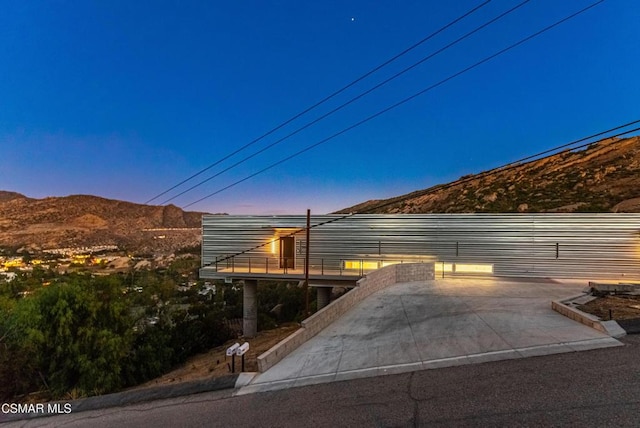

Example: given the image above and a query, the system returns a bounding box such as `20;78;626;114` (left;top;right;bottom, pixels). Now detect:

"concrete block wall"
396;262;436;283
551;299;606;333
257;263;435;372
552;296;627;338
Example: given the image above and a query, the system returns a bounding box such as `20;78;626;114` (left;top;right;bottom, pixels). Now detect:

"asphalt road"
9;335;640;428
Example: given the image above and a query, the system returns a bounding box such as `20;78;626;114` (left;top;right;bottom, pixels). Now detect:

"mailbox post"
226;343;240;373
236;342;250;372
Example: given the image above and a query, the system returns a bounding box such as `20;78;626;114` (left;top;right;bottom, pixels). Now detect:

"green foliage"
123;303;233;385
222;285;243;319
170;304;233;362
258;312;278;330
257;281;315;328
0;265;300;400
168;256;200;279
25;278;135;397
123;326;174;385
0;298;41;400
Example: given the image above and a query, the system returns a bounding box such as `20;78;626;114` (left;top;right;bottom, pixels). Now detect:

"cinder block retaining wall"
551;299;606;333
257;263;435;372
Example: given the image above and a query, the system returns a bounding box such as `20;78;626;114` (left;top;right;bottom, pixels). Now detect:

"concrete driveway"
240;277;621;394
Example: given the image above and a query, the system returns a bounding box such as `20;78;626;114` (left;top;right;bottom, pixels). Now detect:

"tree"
24;277;135;397
0;296;40;400
123;325;174;385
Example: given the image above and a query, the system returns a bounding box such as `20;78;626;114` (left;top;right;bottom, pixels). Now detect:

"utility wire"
160;0;530;206
183;0;606;209
212;120;639;263
210;214;355;264
145;0;492;205
353;124;640;214
496;119;640;170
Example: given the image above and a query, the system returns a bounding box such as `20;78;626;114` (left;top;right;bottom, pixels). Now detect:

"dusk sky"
1;1;638;215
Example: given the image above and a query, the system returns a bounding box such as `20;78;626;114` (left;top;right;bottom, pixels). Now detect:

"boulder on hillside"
612;197;640;213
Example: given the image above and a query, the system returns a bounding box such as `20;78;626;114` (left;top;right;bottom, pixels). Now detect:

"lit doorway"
279;236;295;269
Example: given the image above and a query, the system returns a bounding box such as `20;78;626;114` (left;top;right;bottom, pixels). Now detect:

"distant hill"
0;191;31;203
0;192;212;253
337;136;640;214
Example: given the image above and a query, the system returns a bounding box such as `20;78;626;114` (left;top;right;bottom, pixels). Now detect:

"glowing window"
434;262;454;273
454;263;494;274
344;260;380;270
435;262;493;274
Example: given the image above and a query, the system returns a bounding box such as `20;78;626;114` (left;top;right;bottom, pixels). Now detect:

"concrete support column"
317;286;332;310
243;280;258;338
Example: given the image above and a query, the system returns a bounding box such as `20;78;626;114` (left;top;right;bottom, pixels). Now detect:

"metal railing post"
248;257;251;273
266;257;269;274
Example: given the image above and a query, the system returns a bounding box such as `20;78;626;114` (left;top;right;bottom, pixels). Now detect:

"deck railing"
208;256;433;277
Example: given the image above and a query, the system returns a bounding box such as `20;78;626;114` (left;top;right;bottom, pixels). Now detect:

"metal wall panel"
201;214;640;280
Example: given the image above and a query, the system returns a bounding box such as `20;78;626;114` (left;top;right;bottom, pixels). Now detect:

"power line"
183;0;606;209
491;119;640;170
210;214;355;264
353;124;640;214
160;0;531;206
213;120;639;263
144;0;492;205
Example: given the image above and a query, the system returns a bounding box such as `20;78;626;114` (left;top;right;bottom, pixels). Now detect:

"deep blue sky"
1;1;638;214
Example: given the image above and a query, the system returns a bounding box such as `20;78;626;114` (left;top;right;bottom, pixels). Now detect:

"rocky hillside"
338;136;640;214
0;192;211;253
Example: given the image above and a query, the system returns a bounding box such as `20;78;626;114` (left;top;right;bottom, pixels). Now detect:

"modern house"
201;213;640;280
200;213;640;336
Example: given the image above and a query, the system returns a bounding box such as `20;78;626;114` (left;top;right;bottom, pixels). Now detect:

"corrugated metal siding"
201;214;640;280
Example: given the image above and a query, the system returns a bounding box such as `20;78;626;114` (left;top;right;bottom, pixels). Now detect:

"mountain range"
0;192;207;253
